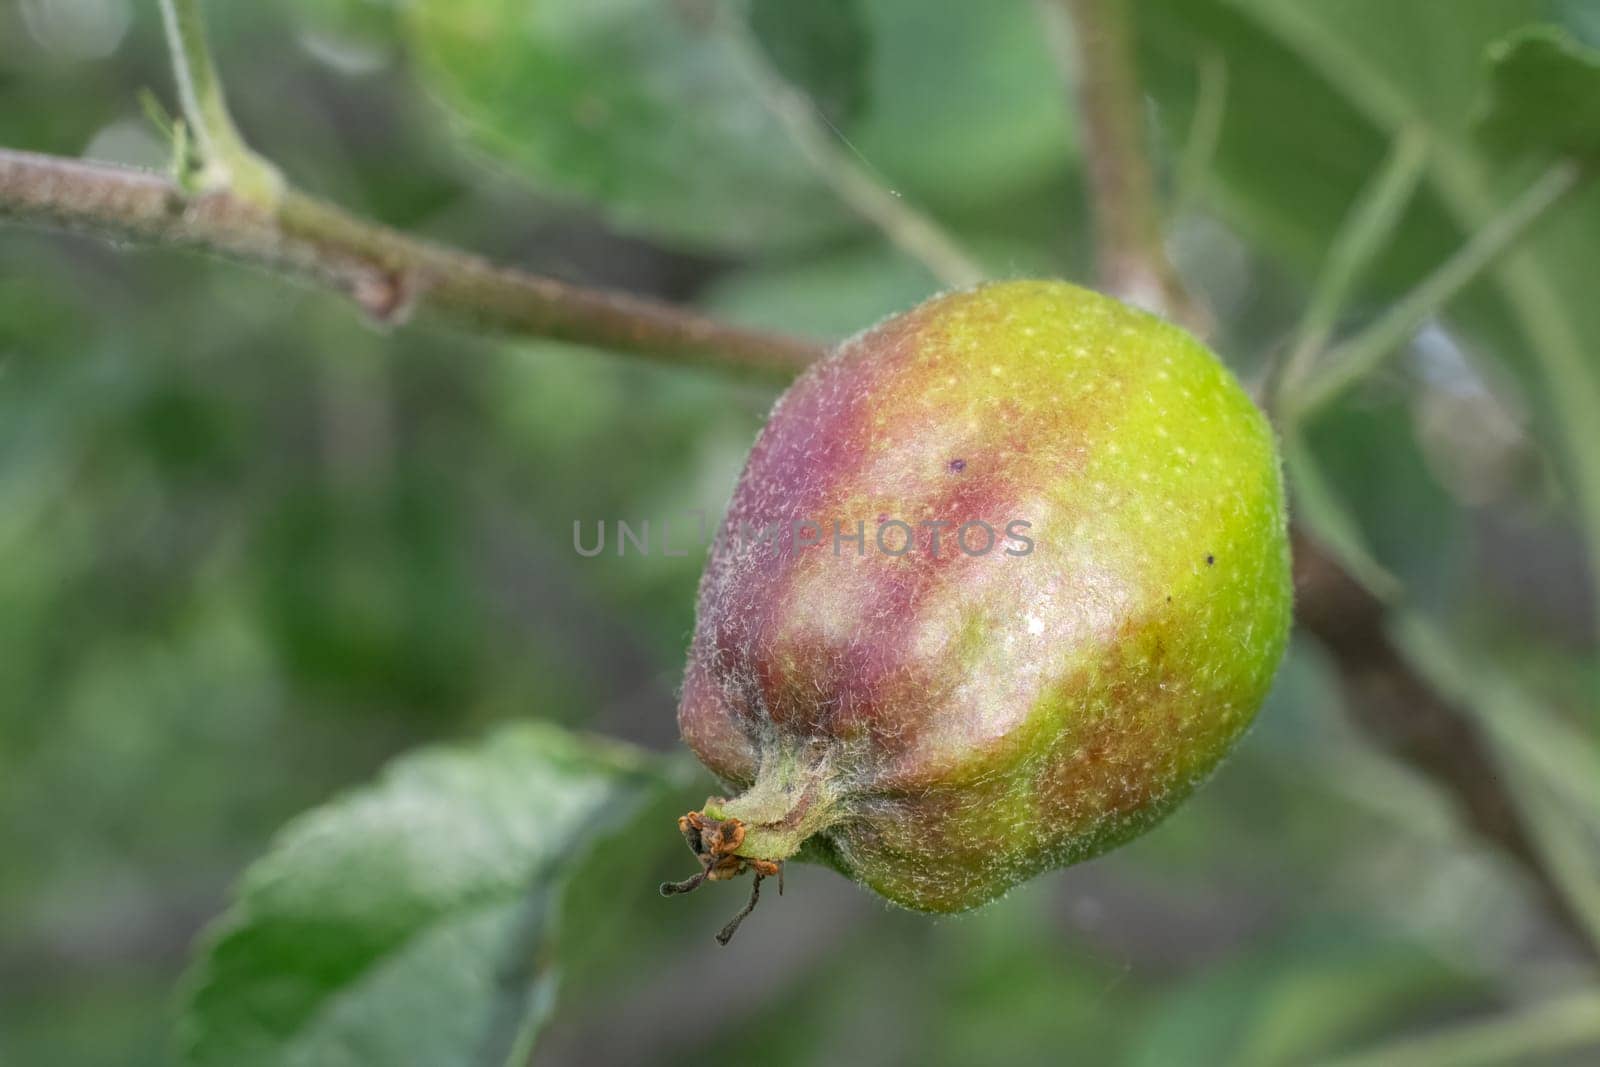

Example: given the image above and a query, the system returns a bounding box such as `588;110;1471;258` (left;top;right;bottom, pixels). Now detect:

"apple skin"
676;279;1291;913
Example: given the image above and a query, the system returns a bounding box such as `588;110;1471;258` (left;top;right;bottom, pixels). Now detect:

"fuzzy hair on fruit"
669;280;1292;917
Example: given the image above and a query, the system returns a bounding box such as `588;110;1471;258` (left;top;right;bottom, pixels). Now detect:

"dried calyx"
659;748;844;944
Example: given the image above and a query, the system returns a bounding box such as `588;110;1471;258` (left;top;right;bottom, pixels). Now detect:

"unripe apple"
665;280;1291;934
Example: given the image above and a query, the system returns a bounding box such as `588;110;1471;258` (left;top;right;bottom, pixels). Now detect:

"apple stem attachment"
660;748;842;943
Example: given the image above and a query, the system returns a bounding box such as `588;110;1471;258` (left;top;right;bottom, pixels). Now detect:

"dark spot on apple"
948;458;967;473
1206;554;1215;566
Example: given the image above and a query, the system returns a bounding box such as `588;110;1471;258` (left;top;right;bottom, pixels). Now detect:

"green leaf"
1478;26;1600;160
289;0;404;71
175;724;673;1067
701;239;1056;342
749;0;870;128
841;0;1073;216
1282;429;1401;601
702;244;944;340
1299;399;1466;603
406;0;859;252
405;0;1070;253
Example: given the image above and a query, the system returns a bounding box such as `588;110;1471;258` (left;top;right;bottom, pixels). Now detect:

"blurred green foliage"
1479;26;1600;161
1;1;1597;1065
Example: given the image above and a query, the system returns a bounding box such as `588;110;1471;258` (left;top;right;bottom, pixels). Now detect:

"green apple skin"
677;280;1292;913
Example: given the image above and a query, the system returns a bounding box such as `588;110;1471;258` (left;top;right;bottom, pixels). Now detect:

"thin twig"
717;11;983;289
0;149;822;376
1293;159;1585;418
1040;0;1205;331
1272;126;1430;408
1171;47;1228;223
156;0;282;206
